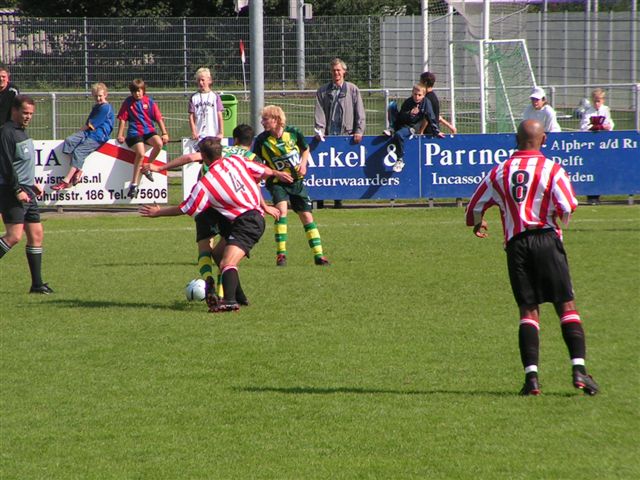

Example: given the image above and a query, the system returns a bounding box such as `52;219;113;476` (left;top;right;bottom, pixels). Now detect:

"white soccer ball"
185;278;207;301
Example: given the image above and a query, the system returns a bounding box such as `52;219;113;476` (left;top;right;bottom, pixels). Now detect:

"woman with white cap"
522;86;561;133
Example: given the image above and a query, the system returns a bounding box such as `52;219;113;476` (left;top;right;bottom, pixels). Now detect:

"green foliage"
1;205;639;478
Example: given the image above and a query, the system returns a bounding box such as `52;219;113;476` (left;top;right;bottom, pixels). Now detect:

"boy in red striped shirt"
466;119;599;396
140;137;286;313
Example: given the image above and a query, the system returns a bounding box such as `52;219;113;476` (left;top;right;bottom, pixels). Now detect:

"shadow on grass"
236;385;576;398
95;261;194;267
43;298;201;312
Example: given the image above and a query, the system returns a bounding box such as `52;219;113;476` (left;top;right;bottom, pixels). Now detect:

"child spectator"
52;83;114;191
386;83;443;173
522;87;561;133
116;78;169;198
580;88;614;132
420;71;457;135
188;67;224;148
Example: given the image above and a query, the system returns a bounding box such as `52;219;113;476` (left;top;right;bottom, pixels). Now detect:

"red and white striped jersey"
179;154;266;221
465;150;578;243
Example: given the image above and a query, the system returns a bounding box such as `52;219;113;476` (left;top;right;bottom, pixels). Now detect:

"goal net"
451;38;537;133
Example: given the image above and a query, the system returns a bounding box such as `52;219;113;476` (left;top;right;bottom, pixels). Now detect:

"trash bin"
220;94;238;135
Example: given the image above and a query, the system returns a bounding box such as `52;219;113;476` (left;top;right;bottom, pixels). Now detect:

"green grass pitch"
1;205;638;479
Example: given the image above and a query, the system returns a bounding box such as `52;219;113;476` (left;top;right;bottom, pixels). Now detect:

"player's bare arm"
298;148;310;177
139;204;182;218
145;152;202;173
473;218;489;238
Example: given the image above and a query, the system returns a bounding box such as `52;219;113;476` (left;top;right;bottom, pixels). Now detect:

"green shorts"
267;179;313;213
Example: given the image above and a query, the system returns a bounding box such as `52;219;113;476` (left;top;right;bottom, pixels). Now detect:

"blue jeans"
63;131;101;169
392;126;414;159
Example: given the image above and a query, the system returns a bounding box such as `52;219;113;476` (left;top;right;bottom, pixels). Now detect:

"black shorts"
0;185;41;224
267;179;313;213
218;209;265;257
194;208;222;242
506;229;575;306
126;132;158;147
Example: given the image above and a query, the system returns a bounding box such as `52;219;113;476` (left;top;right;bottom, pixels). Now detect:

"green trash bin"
220;93;238;136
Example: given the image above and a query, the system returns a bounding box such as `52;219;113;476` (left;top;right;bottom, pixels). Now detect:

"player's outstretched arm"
261;165;293;184
139;204;183;218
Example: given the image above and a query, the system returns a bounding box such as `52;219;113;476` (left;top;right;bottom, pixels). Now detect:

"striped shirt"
465;150;578;243
252;126;308;182
180;154;266;221
117;95;163;138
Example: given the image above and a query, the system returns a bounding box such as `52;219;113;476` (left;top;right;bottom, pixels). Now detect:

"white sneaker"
392;158;405;172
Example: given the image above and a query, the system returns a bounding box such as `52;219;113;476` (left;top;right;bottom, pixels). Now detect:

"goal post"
450;38;537;133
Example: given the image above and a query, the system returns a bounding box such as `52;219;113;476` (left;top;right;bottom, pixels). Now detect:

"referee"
465;119;598;396
0;95;53;294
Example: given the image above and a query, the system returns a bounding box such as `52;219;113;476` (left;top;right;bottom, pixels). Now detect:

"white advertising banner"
34;140;168;206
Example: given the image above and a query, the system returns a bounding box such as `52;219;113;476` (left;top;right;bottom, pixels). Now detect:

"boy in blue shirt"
53;83;114;190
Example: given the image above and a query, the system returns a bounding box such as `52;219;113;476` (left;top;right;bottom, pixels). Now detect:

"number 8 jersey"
465;150;578;243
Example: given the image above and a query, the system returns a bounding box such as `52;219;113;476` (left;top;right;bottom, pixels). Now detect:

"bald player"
465;119;599;396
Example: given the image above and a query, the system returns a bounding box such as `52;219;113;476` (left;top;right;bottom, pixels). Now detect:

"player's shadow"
45;298;199;312
96;261;194;267
236;385;575;398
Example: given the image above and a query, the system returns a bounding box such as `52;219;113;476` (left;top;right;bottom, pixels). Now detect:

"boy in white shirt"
188;68;224;148
580;88;614;132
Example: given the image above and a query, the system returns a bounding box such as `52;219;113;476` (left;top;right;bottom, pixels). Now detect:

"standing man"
0;66;20;127
0;95;53;294
314;58;366;208
465;119;598;396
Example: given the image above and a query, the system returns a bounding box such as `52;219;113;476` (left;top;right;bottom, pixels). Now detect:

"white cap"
530;87;546;100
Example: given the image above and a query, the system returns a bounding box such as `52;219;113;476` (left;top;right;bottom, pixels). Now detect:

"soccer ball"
185;278;206;301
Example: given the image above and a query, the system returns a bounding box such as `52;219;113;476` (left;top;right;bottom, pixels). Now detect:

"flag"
240;40;246;64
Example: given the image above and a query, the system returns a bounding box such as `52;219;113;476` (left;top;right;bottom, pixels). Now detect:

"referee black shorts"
506;228;575;307
0;185;41;225
218;209;265;257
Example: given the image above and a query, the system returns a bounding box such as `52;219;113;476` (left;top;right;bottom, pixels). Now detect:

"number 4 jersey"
180;154;266;221
465;149;578;243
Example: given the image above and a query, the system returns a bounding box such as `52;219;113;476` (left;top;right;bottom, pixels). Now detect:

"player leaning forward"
465;119;598;396
140;137;283;312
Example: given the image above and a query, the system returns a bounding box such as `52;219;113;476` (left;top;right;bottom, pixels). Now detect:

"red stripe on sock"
560;310;582;324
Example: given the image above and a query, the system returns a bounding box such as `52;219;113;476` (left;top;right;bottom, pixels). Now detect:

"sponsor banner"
181;131;640;201
421;131;640;198
180;135;421;201
34;140;168;206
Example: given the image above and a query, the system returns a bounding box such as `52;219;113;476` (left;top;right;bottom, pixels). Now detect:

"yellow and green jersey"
200;144;256;175
252;126;308;182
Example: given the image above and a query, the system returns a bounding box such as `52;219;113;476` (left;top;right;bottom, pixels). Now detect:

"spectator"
385;83;443;173
116;78;169;199
522;87;561;133
0;66;19;127
580;88;614;132
419;71;457;134
52;83;114;191
580;88;614;205
314;58;366;208
188;67;224;148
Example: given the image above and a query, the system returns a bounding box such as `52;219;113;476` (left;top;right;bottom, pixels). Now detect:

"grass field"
1;205;639;479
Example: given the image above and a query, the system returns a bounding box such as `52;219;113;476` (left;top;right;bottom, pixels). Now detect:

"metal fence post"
51;92;57;140
183;18;188;93
635;83;640;132
383;89;389;129
83;17;89;92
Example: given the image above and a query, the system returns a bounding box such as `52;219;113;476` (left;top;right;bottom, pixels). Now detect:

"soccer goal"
450;38;537;133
